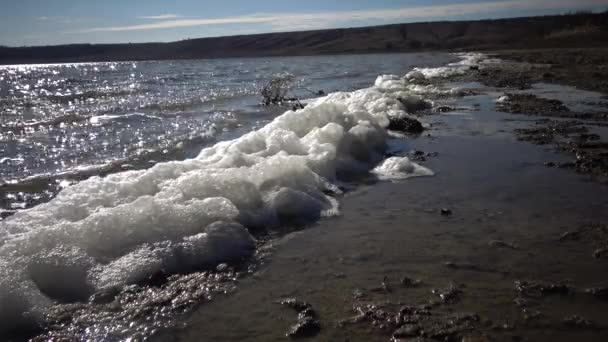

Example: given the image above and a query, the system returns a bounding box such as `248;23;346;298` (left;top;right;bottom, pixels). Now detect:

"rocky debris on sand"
558;223;608;258
514;280;571;297
515;120;608;182
488;240;519;250
496;93;569;116
559;230;582;241
342;301;484;341
585;287;608;300
388;116;424;133
287;314;320;339
279;298;321;338
563;315;595;328
400;276;422;287
371;276;392;293
440;208;452;216
397;97;432;113
216;263;229;272
431;283;464;304
521;308;543;321
393;323;420;338
594;248;608;258
443;262;502;274
34;271;240;341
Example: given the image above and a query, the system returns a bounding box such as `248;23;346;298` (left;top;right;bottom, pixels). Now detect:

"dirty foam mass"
0;53;483;333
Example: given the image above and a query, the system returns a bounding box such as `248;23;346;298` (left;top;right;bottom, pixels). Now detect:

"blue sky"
1;0;607;46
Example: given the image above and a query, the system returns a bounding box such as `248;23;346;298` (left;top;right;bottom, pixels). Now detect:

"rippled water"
0;53;453;182
0;52;461;340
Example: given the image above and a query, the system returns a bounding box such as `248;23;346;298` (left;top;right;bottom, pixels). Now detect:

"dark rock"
89;287;121;304
280;298;312;312
544;161;556;167
515;280;571;297
558;231;581;241
440;208;452;216
413;150;425;156
563;315;594;328
434;105;454;113
488;240;518;250
287;316;320;338
393;324;420;338
432;283;463;304
593;248;608;258
585;287;608;299
400;276;422;287
388;116;424;133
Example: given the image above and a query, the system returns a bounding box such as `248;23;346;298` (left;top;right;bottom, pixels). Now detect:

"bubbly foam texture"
0;52;485;333
406;52;493;80
372;157;434;180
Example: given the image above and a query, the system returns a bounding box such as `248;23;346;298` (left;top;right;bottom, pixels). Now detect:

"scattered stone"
393;324;420;338
563;315;594;328
432;283;463;304
352;289;366;301
287;316;320;338
371;276;391;293
593;248;608;258
558;230;581;241
89;287;121;304
400;276;422;287
388;116;424;133
279;298;320;338
279;298;312;312
488;240;519;250
440;208;452;216
434;105;454;113
496;94;569;115
216;263;229;272
443;262;500;273
521;308;543;321
585;287;608;299
514;280;571;297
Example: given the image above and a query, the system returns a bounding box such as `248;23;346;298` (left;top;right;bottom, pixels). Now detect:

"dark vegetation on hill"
1;12;607;64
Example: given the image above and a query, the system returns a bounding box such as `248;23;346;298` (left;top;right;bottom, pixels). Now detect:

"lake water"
0;53;453;183
1;52;464;339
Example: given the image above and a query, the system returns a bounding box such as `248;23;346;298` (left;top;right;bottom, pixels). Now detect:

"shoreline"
4;49;608;341
156;50;608;341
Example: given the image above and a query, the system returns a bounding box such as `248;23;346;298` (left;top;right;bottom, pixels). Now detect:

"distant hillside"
1;12;607;64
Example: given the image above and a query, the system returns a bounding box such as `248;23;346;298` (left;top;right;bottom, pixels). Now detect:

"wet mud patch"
514;119;608;182
29;269;244;341
496;94;570;117
559;223;608;259
338;280;504;342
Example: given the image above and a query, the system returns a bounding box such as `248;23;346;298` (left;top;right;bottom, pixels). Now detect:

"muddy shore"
8;49;608;342
145;49;608;342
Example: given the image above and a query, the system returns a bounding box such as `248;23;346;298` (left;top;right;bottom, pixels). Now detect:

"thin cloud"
82;0;608;33
138;14;181;20
36;16;74;24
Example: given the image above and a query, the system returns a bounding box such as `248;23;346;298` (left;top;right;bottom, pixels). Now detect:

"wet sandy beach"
155;53;608;342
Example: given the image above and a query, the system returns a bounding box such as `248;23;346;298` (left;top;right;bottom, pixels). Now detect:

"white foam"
0;52;489;332
406;52;496;81
372;156;434;180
